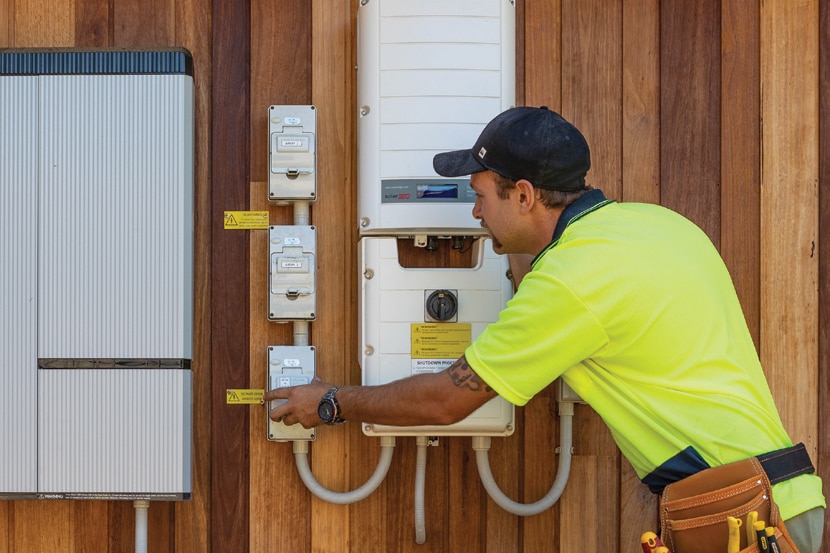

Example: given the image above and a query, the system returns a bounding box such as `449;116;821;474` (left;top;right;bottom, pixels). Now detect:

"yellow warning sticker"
226;389;265;404
411;323;471;359
224;211;269;230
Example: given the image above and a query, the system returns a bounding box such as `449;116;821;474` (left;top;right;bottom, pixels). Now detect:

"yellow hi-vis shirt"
465;191;825;520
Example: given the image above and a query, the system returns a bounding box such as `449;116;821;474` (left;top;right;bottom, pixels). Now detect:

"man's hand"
264;378;331;428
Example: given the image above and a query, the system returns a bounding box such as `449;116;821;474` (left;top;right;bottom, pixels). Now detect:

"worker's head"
433;106;591;191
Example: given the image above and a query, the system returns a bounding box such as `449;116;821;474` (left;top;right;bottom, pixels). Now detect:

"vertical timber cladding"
0;48;194;498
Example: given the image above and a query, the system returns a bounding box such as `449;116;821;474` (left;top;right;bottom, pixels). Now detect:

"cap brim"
433;149;486;178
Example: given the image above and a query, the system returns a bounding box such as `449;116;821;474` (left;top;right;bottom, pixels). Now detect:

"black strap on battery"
757;442;815;485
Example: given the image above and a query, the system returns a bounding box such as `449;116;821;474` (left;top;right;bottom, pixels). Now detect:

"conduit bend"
473;402;574;516
293;437;396;504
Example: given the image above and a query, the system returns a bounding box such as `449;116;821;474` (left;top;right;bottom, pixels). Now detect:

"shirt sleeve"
464;270;609;406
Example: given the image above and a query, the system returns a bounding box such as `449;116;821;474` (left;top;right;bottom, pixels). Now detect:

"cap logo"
478;147;487;159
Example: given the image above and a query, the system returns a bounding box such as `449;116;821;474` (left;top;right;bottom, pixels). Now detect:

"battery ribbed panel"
38;369;192;496
37;74;194;359
0;75;39;494
0;48;193;76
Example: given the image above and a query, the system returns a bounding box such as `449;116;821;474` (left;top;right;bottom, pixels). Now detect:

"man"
266;106;825;552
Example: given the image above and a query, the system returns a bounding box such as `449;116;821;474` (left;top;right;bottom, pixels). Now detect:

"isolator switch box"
269;105;316;203
556;379;586;404
267;345;316;441
269;225;316;321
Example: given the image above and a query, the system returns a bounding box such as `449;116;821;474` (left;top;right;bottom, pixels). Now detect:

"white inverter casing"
359;237;514;437
0;48;193;499
357;0;516;236
356;2;517;437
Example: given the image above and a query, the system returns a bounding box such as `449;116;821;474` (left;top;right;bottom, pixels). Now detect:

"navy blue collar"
532;189;615;266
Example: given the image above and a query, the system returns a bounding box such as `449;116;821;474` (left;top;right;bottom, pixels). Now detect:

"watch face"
318;402;334;422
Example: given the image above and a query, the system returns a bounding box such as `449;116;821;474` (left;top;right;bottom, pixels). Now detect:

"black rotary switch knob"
425;289;458;322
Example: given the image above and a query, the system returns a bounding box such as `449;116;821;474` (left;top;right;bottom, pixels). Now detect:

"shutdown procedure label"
410;323;471;374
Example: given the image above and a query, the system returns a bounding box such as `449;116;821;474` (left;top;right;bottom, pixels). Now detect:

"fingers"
263;386;289;402
263;380;331;426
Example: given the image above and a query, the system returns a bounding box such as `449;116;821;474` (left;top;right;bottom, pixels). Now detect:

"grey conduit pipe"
414;436;429;544
473;402;574;516
134;500;149;553
292;437;396;504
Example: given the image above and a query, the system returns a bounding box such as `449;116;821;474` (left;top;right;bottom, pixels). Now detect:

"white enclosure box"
0;48;194;499
357;0;516;235
359;237;514;436
269;225;317;321
266;346;317;442
269;105;317;203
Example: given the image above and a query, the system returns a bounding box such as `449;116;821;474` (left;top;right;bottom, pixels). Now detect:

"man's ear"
515;179;536;213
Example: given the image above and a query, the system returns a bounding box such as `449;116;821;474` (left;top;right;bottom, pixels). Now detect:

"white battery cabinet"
0;48;194;500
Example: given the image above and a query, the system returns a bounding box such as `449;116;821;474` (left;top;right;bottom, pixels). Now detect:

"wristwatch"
317;386;346;425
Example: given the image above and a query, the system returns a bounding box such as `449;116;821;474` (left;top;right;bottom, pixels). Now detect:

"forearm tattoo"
448;358;492;393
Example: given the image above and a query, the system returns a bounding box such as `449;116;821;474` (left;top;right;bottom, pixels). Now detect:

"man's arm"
265;355;497;428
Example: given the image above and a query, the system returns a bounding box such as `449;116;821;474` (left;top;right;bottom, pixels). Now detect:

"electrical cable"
292;437;396;505
472;402;574;516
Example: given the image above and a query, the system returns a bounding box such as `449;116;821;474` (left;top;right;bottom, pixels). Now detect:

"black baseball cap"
432;106;591;191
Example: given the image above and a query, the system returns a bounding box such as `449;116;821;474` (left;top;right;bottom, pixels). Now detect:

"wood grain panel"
448;437;483;552
0;0;10;46
14;501;70;551
113;0;173;46
523;0;561;109
562;0;622;199
13;0;74;47
347;432;388;553
559;456;598;552
210;0;252;550
620;461;658;553
721;0;761;348
819;2;830;553
106;500;133;552
0;502;7;553
70;502;108;553
75;0;108;46
760;1;820;452
310;1;353;552
660;0;721;244
622;0;659;205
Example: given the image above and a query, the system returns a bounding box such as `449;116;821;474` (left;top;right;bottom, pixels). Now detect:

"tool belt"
659;443;815;553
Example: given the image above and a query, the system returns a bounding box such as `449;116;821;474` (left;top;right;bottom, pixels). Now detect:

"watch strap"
321;385;345;425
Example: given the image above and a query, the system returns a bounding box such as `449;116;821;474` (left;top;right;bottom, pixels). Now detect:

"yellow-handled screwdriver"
727;516;742;553
746;511;758;545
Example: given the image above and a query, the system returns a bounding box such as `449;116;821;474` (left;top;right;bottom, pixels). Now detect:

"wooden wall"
1;1;827;552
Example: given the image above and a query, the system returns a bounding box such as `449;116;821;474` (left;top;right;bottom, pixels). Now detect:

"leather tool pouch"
659;457;799;553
